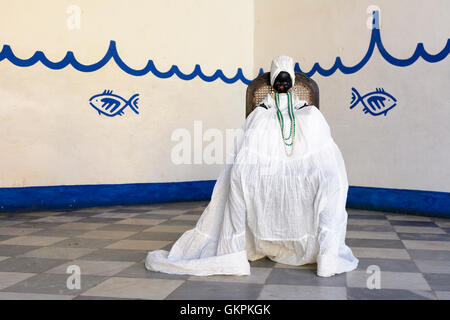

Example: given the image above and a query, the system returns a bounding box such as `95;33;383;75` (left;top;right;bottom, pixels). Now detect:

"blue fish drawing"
350;87;397;116
89;90;139;117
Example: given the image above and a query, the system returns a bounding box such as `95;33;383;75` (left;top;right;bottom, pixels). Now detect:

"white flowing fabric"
145;94;359;277
145;56;358;277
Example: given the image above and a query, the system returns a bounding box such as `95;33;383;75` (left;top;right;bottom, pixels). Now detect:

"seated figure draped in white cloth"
145;55;359;277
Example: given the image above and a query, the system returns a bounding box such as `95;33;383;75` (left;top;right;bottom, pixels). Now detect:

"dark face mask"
273;71;292;93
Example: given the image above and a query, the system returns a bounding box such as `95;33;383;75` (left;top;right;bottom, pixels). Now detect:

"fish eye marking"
89;90;140;117
350;87;397;117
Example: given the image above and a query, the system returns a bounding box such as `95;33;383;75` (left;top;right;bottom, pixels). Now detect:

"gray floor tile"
160;202;203;209
390;221;438;227
249;257;277;268
347;219;391;226
183;210;205;215
0;215;40;221
29;211;78;217
0;272;36;290
0;227;43;236
97;224;149;232
105;239;170;250
127;232;182;241
423;273;450;291
132;213;172;219
144;225;191;233
346;271;430;290
346;231;399;240
77;218;124;224
351;247;411;260
81;277;184;299
34;216;84;223
347;239;405;249
1;202;445;300
27;229;87;238
19;247;96;260
45;260;135;277
55;211;106;218
0;221;23;227
94;212;140;219
50;238;117;249
347;214;387;220
0;292;75;300
398;233;450;241
273;262;316;270
166;281;262;300
0;257;68;273
80;249;146;262
5;273;107;295
108;208;153;213
386;214;432;222
116;262;190;280
414;260;450;274
145;209;186;216
77;230;137;240
434;221;450;228
394;226;446;234
0;235;14;242
116;218;167;226
265;268;346;287
171;215;201;221
408;249;450;261
188;267;272;284
55;222;108;231
0;235;67;246
347;209;384;216
402;240;450;251
347;287;436;300
0;245;39;256
13;222;64;229
347;225;394;232
259;284;346;300
159;219;198;227
356;258;420;273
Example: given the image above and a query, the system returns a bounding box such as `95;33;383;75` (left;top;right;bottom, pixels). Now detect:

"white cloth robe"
145;92;359;277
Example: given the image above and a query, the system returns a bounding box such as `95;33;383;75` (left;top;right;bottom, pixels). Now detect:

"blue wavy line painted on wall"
350;87;397;116
0;12;448;83
89;90;139;117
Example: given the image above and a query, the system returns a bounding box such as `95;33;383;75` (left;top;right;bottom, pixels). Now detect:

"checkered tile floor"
0;201;449;300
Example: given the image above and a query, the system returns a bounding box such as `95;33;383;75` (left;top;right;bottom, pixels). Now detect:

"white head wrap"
270;55;296;88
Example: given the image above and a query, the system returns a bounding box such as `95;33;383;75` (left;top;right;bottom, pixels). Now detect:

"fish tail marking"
350;87;362;109
128;93;140;115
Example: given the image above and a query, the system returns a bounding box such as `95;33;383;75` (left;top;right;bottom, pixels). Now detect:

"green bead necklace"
274;91;295;156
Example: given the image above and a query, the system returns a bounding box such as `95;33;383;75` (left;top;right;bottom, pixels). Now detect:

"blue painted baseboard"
347;186;450;218
0;181;449;218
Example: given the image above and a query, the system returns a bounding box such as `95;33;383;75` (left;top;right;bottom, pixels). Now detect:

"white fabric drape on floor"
145;90;358;277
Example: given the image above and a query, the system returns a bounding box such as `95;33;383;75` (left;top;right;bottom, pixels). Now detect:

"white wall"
1;0;449;195
255;0;450;192
0;0;254;186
